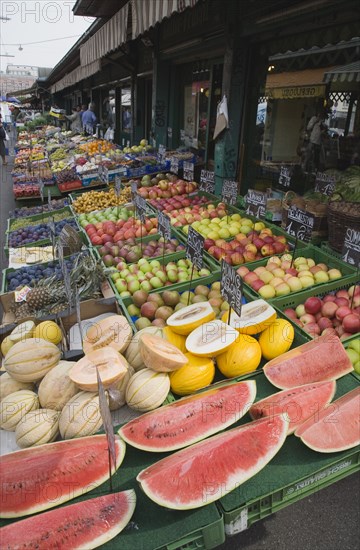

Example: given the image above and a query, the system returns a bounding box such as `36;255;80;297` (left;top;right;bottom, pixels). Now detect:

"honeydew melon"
221;299;277;335
8;321;35;344
185;320;238;357
166;302;215;335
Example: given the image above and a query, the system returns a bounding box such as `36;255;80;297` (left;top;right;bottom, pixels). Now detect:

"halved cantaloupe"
9;321;35;343
186;320;238;357
221;299;277;335
166;302;215;335
69;347;129;391
139;334;189;373
83;315;132;355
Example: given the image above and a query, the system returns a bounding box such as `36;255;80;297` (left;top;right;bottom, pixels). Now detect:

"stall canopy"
50;60;101;93
265;66;336;99
132;0;200;38
323;61;360;91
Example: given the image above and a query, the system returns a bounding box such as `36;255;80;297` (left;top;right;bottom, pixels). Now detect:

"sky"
0;1;94;73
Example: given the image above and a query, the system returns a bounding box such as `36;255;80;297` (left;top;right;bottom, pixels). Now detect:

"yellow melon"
216;335;262;378
170;353;215;395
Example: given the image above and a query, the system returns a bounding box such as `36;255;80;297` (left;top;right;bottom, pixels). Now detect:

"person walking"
306;111;327;171
0;121;8;165
82;103;97;135
66;106;82;133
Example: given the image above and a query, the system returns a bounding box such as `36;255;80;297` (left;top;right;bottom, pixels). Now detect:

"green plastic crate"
344;340;360;382
242;245;359;302
7;206;73;232
217;371;360;536
321;241;343;260
271;280;360;345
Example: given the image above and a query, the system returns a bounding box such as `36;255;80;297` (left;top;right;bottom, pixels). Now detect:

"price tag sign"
222;179;237;206
114;175;122;197
314;172;336;196
285;205;315;243
167;127;173;139
47;188;52;210
183;161;195;182
131;181;138;201
98;165;109;184
127;140;131;148
342;227;360;267
135;193;147;223
158;144;166;164
158;211;171;241
96;368;117;484
200;170;215;194
170;157;179;175
180;129;185;144
245;189;266;218
186;226;204;270
220;260;243;317
49;219;56;245
278;165;291;188
74;287;84;344
39;178;44;201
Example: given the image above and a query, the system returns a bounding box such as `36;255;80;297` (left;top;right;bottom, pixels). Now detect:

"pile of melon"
0;315;186;448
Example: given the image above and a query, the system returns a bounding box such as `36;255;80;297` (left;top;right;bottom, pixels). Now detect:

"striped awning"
132;0;199;39
323;61;360;84
80;3;130;66
50;60;101;93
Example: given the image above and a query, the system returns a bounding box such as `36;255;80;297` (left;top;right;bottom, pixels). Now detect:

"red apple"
300;313;316;325
342;313;360;334
335;306;352;321
334;297;349;307
237;266;250;278
304;296;322;315
251;279;265;292
321;302;338;318
317;317;334;332
284;308;297;320
303;322;321;336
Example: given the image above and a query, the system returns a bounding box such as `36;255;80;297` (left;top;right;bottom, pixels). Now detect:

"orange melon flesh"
263;334;353;389
139;333;188;372
83;314;132;354
69;347;128;391
295;387;360;452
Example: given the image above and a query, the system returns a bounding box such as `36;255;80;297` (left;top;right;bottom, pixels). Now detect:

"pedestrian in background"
0;121;8;165
66;106;82;133
82;103;97;135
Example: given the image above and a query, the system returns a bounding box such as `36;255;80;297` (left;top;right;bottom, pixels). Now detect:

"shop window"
121;87;132;134
183;65;210;154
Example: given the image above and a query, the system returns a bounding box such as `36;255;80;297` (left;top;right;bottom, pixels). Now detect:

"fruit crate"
321;241;343;260
242;245;359;302
146;190;220;215
344;340;360;382
7;206;73;232
270;280;359;345
217;371;360;536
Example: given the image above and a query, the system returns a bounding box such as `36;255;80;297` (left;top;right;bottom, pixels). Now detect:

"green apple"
115;279;128;293
348;339;360;354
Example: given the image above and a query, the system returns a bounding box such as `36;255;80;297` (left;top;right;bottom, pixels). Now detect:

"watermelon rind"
137;415;288;510
0;434;126;518
119;380;257;452
249;380;337;434
295;387;360;453
0;489;136;549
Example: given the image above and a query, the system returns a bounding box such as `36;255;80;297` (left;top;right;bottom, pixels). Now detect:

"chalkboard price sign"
158;144;166;164
134;194;147;223
245;189;266;218
285;205;315;243
170;157;179;175
39;178;44;201
220;260;243;317
167;127;173;139
158;211;171;241
47;188;52;209
131;181;138;201
183;161;195;181
314;172;336;196
180;129;185;144
342;227;360;268
186;227;204;270
98;165;109;184
222;179;237;206
200;170;215;194
278;165;291;188
114;175;122;197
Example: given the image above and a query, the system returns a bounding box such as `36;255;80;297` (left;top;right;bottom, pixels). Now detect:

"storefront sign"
285;205;315;243
342;227;360;268
221;260;243;317
170;157;179;175
278;165;292;188
158;211;171;241
222;179;237;206
314;172;336;196
245;189;266;218
265;84;326;100
183;161;195;181
200;170;215;194
186;227;204;270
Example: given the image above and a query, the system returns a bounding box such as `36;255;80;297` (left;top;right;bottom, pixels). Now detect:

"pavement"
0;138;359;549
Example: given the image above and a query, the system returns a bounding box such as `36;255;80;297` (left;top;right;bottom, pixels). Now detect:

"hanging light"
19;45;23;51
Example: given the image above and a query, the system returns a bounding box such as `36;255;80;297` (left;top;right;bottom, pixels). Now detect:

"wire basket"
328;200;360;253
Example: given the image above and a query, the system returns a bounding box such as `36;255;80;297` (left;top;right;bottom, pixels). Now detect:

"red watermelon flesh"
0;489;136;550
263;335;353;390
295;387;360;452
119;380;256;452
0;435;126;518
249;380;336;434
137;415;288;510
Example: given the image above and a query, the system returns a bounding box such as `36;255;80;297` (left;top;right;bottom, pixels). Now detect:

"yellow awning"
265;67;336;99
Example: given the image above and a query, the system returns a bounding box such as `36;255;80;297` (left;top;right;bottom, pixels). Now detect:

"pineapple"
26;287;52;310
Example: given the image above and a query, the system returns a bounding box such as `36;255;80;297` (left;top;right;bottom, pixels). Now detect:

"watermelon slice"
295;387;360;452
249;380;336;434
137;415;288;510
0;489;136;550
119;380;256;452
0;434;126;518
263;334;353;389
